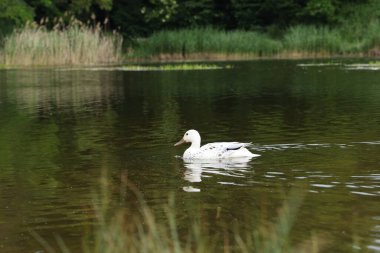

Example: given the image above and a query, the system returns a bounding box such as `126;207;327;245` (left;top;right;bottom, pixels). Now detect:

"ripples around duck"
179;141;380;198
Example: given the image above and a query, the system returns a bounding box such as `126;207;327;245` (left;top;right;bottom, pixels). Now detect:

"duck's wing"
225;142;252;150
184;142;258;160
198;142;253;158
202;142;251;151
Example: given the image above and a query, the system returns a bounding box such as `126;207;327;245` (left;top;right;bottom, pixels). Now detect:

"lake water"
0;60;379;252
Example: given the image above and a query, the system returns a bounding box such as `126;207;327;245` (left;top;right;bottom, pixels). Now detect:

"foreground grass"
81;178;316;253
0;20;123;66
32;172;319;253
131;23;380;60
67;170;328;253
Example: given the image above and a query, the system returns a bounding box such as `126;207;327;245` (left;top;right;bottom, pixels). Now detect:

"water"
0;60;379;252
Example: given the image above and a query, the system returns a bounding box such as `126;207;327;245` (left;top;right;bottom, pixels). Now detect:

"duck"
174;129;260;159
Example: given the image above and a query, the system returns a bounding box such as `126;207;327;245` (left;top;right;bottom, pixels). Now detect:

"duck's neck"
190;139;201;149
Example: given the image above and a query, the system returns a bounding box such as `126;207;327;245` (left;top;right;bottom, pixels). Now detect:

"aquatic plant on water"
121;63;232;71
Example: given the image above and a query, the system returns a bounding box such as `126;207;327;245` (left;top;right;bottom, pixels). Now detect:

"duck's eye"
186;133;189;136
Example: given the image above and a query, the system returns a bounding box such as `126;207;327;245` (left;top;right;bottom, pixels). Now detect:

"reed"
1;18;123;66
79;174;320;253
133;27;282;59
130;24;380;59
30;170;322;253
360;20;380;52
282;25;345;54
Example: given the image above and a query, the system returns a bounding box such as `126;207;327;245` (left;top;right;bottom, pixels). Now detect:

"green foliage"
283;25;344;53
133;27;282;58
69;0;112;13
168;0;217;28
106;0;379;37
0;0;34;36
0;0;113;38
1;0;380;40
141;0;178;23
111;0;144;39
301;0;336;24
94;0;113;10
2;0;380;60
130;22;380;59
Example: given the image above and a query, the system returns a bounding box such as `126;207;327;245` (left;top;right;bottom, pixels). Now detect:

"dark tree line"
0;0;378;38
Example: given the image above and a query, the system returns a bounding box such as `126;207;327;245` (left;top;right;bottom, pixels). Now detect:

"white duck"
174;129;260;159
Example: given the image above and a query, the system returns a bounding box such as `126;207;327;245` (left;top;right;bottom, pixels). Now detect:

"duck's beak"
174;138;186;146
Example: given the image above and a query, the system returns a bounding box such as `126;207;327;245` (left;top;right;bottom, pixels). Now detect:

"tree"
25;0;113;25
111;0;148;37
0;0;377;40
0;0;34;36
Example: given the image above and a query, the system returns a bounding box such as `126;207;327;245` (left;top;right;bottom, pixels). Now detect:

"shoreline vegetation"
2;1;380;66
0;18;123;67
1;22;380;66
131;25;380;61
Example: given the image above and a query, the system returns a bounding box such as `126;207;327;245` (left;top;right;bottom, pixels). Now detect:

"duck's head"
174;129;201;146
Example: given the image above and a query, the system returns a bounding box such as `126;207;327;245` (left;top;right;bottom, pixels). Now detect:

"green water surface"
0;60;379;252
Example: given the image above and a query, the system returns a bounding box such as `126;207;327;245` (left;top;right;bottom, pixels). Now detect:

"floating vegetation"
297;63;342;67
122;63;232;71
57;63;233;72
344;63;380;70
297;61;380;71
345;61;380;70
368;61;380;65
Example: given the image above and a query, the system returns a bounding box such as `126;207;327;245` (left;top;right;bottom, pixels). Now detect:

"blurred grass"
29;170;325;253
78;173;319;253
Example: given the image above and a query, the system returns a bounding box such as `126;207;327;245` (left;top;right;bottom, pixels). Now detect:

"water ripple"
311;184;335;188
254;141;380;152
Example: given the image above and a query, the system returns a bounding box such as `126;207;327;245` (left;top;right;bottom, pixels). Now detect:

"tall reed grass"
1;18;123;66
78;174;320;253
133;27;282;59
131;24;380;59
282;26;344;54
30;170;323;253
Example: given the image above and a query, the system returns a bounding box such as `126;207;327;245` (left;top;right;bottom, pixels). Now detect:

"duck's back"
184;142;257;159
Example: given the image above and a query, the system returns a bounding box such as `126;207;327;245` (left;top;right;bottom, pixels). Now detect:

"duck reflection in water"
181;157;255;192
